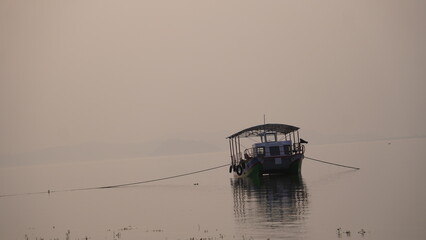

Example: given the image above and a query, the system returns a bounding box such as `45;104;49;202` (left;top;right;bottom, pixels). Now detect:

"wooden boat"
227;123;307;177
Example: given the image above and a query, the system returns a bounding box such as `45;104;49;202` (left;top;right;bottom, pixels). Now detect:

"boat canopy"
227;123;299;139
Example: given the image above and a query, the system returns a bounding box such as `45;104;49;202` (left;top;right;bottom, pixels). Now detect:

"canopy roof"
227;123;299;139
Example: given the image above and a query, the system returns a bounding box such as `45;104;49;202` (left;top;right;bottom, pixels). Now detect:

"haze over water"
1;1;426;240
1;138;425;240
1;1;425;156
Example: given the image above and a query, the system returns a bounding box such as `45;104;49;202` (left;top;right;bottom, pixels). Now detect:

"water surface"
1;138;425;239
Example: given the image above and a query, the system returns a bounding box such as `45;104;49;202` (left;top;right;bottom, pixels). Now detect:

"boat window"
256;147;265;156
265;133;277;142
269;146;281;156
283;145;292;155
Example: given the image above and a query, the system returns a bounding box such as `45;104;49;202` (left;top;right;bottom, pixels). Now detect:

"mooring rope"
1;157;358;198
305;156;360;170
0;163;230;198
57;163;231;192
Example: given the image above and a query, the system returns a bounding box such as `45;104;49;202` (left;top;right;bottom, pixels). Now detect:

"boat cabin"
228;124;306;166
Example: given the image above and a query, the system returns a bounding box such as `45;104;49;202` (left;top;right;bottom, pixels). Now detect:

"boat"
227;123;307;177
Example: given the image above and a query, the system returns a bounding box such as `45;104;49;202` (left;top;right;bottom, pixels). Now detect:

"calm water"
1;138;426;240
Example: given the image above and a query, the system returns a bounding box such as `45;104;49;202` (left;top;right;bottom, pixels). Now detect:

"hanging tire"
236;165;243;176
229;165;233;173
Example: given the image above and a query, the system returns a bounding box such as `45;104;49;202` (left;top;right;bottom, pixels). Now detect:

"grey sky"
1;1;425;156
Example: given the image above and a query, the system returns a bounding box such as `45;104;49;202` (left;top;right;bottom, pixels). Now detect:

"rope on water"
58;163;231;192
305;156;360;170
0;163;231;198
0;157;359;198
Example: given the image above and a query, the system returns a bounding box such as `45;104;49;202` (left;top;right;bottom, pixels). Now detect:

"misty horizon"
1;1;425;164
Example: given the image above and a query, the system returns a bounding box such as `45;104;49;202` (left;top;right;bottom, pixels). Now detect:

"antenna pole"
263;114;266;125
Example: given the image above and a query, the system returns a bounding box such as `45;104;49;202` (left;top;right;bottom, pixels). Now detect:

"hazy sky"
1;1;425;155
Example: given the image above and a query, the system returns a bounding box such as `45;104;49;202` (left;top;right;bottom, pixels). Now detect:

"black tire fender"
236;165;243;176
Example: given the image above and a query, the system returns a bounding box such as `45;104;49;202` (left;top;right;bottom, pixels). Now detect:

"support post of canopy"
234;137;239;163
296;130;300;154
229;139;233;165
293;131;296;144
237;136;241;161
231;138;236;165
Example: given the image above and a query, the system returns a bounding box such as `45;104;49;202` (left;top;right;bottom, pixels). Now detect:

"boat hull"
234;154;303;178
260;154;304;175
233;158;262;178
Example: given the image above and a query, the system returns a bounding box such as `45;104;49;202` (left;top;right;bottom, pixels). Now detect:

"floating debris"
337;227;367;238
118;225;136;231
65;230;71;240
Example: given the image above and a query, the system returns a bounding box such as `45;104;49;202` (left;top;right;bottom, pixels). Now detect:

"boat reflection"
231;174;309;234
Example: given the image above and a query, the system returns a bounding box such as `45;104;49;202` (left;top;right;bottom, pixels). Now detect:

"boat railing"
244;148;254;159
293;143;305;155
244;143;305;158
